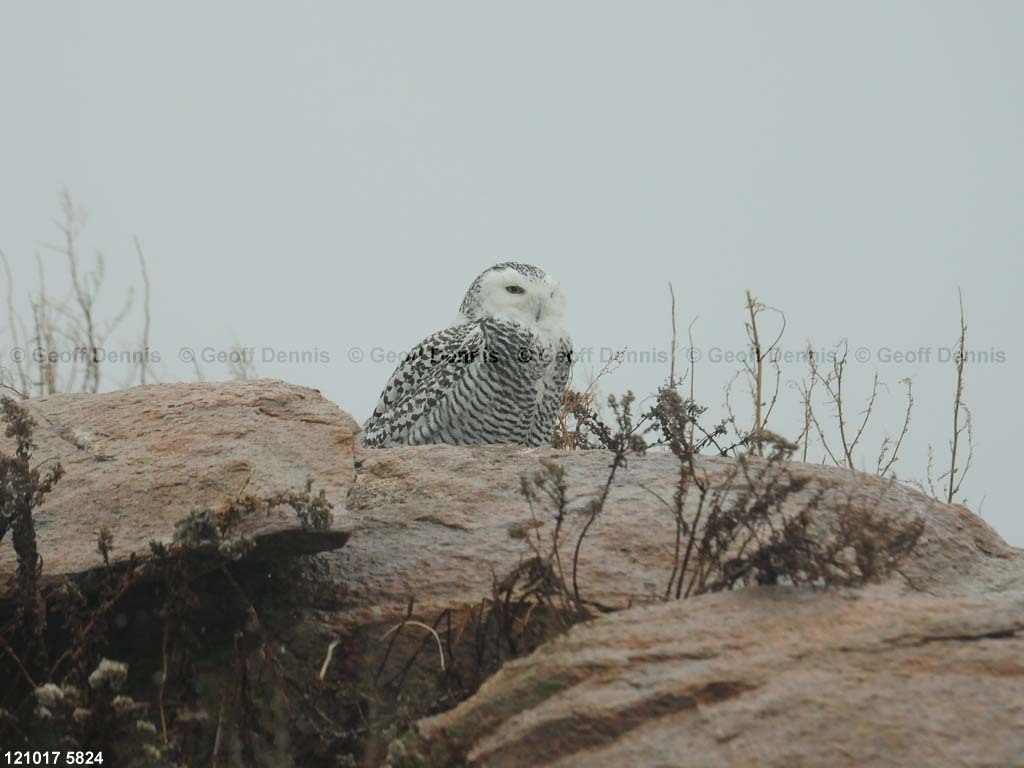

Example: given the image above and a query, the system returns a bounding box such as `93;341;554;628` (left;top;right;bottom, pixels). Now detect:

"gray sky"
2;2;1021;544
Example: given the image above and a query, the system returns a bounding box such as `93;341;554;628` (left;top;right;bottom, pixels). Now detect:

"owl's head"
457;263;567;335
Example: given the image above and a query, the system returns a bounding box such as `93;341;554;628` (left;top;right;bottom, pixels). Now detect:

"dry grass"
1;189;149;397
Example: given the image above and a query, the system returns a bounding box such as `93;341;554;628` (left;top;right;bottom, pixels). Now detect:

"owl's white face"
470;267;568;340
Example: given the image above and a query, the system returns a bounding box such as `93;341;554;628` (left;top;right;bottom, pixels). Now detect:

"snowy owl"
361;262;572;448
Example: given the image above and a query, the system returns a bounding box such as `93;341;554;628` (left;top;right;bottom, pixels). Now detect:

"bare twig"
746;291;764;456
135;236;154;385
318;639;340;681
877;378;913;477
0;249;30;395
687;314;699;446
743;291;786;456
947;291;971;503
792;342;820;462
380;621;446;672
807;340;881;470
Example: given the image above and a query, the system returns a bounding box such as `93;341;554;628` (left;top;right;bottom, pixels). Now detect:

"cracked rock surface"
405;587;1024;768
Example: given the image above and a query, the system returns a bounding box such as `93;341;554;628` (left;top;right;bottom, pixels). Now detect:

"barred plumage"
361;263;572;448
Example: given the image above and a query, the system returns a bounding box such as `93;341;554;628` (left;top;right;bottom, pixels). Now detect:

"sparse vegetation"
542;384;922;607
550;354;623;451
0;395;343;766
1;190;142;397
645;386;923;596
0;189;261;396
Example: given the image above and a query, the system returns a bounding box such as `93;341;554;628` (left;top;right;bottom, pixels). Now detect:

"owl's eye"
505;285;526;295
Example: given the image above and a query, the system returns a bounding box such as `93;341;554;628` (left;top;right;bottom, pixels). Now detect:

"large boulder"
0;380;357;590
402;586;1024;768
318;442;1020;632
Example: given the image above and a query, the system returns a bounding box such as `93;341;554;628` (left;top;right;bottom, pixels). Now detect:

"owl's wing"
361;321;490;447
